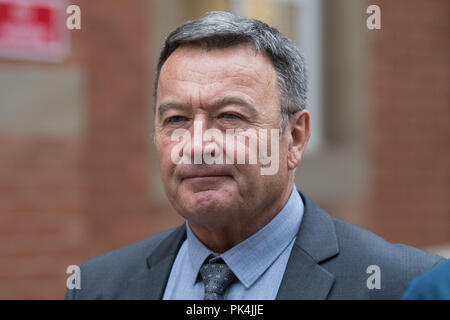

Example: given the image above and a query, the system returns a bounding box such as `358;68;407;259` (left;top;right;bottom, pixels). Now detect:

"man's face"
154;44;293;230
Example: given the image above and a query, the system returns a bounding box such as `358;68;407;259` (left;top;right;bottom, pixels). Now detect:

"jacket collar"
144;224;186;300
276;191;339;299
145;190;339;300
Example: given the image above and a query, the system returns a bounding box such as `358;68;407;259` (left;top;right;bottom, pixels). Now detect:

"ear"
286;110;311;170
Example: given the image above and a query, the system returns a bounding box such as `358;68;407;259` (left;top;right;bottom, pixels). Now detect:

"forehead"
157;44;278;102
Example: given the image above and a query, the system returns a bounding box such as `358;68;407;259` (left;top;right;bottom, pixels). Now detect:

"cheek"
156;139;176;176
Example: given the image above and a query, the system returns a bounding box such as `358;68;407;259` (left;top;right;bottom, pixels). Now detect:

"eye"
166;115;187;123
219;113;241;120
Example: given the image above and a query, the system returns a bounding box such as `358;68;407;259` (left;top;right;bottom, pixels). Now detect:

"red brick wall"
369;0;450;246
81;0;154;250
0;1;181;299
0;136;85;299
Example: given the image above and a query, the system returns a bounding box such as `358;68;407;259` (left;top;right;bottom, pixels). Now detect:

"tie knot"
199;255;237;300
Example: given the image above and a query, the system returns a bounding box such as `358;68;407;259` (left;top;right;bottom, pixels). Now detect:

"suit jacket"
66;191;444;299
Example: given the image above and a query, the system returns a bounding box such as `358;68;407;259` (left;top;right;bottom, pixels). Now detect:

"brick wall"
0;136;85;299
369;0;450;246
0;1;181;299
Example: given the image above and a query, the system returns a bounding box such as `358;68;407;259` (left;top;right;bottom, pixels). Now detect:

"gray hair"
154;11;308;130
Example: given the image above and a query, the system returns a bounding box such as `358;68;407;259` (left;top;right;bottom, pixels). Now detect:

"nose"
191;116;207;164
182;115;221;165
170;115;223;166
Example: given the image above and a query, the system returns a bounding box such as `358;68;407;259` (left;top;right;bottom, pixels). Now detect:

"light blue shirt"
162;185;304;300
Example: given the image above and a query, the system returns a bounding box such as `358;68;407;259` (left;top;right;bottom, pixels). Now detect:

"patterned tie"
199;255;237;300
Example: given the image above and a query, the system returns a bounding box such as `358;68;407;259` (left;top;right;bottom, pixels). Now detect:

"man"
66;11;443;300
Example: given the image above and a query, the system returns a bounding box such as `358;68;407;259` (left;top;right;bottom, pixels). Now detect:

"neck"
189;179;295;253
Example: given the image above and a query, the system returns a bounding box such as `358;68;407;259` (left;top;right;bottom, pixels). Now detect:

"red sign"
0;0;68;62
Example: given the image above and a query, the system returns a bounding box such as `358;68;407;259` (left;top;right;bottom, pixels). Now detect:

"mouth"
180;175;233;192
181;173;233;182
177;165;234;182
182;175;232;182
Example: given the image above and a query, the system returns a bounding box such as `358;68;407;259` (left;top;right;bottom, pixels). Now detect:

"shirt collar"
186;185;304;288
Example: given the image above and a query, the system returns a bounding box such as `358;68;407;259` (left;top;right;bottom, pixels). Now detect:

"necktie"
199;255;237;300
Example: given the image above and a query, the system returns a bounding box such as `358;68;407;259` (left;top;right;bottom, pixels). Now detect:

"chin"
180;189;237;218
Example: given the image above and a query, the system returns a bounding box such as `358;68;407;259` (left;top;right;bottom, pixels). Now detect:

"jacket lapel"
143;223;187;299
276;191;339;300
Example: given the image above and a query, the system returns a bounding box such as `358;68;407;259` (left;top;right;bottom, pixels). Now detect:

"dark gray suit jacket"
66;191;444;299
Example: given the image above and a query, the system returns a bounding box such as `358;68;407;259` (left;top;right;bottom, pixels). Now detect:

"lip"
176;165;234;181
182;175;231;181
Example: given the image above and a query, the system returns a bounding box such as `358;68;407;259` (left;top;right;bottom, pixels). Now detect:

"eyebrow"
212;96;258;115
158;102;188;118
157;96;258;119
